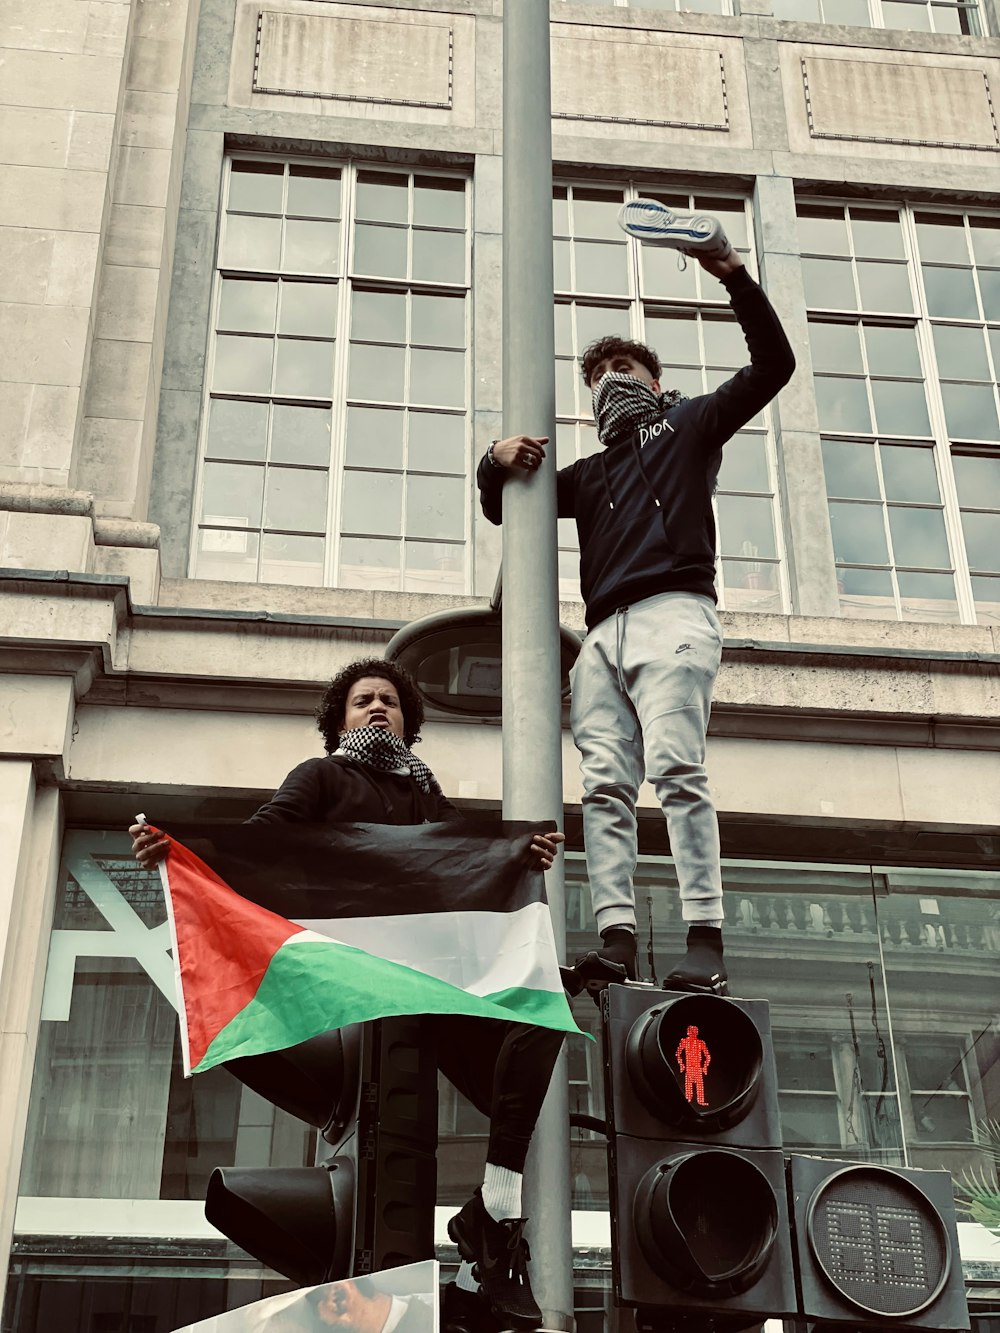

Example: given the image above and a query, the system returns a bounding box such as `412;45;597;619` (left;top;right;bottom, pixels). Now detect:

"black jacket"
247;754;458;827
477;268;794;629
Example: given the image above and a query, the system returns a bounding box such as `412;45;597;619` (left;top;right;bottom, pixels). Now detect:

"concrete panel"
92;543;161;603
83;338;153;420
2;0;94;52
24;384;81;474
46;230;101;307
896;748;1000;826
802;56;998;151
95;264;159;341
84;1;132;58
254;10;453;106
149;387;202;575
0;303;89;387
0;511;94;571
0;165;106;232
127;35;187;94
75;417;144;504
120;88;180;149
0;677;75;760
0;386;32;468
113;145;172;208
0;230;54;305
104;202;167;269
0;48;124;114
0;107;72;170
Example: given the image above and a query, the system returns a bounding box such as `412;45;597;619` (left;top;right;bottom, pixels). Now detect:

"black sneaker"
566;927;638;1005
441;1282;501;1333
447;1190;542;1329
663;927;728;996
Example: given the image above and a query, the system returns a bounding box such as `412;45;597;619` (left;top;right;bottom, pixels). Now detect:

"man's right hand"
130;821;170;868
489;435;548;471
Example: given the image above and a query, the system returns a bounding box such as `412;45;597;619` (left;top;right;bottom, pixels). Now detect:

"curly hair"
315;658;425;751
580;335;661;387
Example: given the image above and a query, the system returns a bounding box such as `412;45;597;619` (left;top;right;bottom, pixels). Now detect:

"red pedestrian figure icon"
675;1024;711;1107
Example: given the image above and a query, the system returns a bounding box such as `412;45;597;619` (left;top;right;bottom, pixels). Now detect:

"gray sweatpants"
569;591;724;934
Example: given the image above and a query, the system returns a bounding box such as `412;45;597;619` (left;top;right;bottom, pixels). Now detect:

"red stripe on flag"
164;836;304;1070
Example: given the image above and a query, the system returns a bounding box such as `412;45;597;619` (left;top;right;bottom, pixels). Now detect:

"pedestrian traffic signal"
789;1155;969;1333
205;1017;438;1285
603;985;797;1326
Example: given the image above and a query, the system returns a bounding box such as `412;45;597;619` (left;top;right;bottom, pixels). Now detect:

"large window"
553;182;787;612
771;0;981;32
192;159;471;595
799;200;1000;624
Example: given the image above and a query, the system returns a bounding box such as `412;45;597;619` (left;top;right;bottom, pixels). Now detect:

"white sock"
455;1262;478;1293
481;1162;522;1221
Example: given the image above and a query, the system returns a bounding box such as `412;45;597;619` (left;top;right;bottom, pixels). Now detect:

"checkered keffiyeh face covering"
337;725;434;793
591;370;687;448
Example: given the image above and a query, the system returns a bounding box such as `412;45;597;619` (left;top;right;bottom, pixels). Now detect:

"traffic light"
205;1016;438;1285
603;984;797;1330
788;1155;969;1333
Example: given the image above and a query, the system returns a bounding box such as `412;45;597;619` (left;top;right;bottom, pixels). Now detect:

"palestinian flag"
157;820;582;1075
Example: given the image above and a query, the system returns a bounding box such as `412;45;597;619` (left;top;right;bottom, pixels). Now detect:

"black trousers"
429;1016;564;1173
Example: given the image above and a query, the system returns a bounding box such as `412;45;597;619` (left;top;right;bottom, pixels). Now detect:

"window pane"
345;406;404;470
883;1;932;30
940;382;1000;440
797;206;848;256
803;258;856;310
556;358;578;417
340;535;400;588
351;290;406;343
354;224;407;279
412;294;465;348
838;566;895;617
283;219;339;274
554;304;572;356
896;571;958;618
279;282;337;337
408;411;465;473
880;445;940;504
218;278;277;333
810;322;863;374
264;466;328;532
716;494;777;559
815;378;872;433
971;574;1000;620
201;461;263;527
915;214;969;264
871;380;930;436
405;474;464;541
260;533;325;586
822;440;880;500
646;310;698;366
641;247;698;300
409;348;465;408
952;454;1000;509
961;511;1000;570
273;337;333;397
554;239;571;291
702;317;747;367
850;210;905;260
552;188;570;236
574;241;629;296
404;540;464;593
887;506;951;568
412;230;465;284
824;0;872;21
695;199;749;251
195;526;259;580
287;165;340;220
214;334;273;394
922;265;978;319
932;325;990;381
356;171;408;223
578;304;629;349
229;160;283;213
573;188;623;241
976;269;1000;322
221;214;281;270
717;433;769;493
413;176;465;228
969;217;1000;267
857;262;913;313
341;470;403;536
205;398;267;461
271;404;332;466
349;342;405;401
829;501;889;564
864;325;920;377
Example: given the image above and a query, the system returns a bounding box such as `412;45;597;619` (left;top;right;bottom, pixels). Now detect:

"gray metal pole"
501;4;574;1331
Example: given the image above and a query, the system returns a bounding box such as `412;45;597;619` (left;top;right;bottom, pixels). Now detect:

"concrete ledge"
93;518;160;549
0;484;94;518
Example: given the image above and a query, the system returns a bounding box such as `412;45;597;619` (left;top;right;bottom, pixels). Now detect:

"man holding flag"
132;657;570;1333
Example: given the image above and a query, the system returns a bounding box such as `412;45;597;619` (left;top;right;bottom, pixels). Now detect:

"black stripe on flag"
161;819;553;920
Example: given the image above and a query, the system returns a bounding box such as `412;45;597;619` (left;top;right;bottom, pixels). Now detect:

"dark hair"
580;335;661;387
316;658;424;751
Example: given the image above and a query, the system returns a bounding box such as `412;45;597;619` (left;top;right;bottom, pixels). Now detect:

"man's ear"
651;379;661;393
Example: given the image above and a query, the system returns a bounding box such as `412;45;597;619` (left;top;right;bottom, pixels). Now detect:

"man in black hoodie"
477;246;794;995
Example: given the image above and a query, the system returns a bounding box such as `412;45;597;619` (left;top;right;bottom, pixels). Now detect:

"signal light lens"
633;1149;779;1297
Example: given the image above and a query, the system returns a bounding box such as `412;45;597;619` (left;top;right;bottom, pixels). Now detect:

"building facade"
2;0;1000;1328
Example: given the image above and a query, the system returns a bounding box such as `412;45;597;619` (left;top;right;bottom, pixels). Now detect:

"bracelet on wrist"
487;440;502;468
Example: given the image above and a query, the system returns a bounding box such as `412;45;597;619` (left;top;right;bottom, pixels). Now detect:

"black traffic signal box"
205;1015;438;1286
788;1154;969;1333
603;984;797;1329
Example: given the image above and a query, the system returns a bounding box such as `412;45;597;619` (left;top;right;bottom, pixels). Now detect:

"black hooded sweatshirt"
477;267;795;630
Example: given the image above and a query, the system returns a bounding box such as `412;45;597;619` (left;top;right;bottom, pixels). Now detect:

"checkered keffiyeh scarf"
592;370;688;448
337;725;434;793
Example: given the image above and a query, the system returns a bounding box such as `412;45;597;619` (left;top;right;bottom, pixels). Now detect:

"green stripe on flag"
194;936;585;1073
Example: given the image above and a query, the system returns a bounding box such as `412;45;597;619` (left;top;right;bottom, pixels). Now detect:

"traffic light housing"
788;1155;969;1333
205;1016;438;1285
603;984;797;1327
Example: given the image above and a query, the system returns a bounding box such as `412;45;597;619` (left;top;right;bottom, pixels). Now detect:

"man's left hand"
530;830;565;870
695;249;744;280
